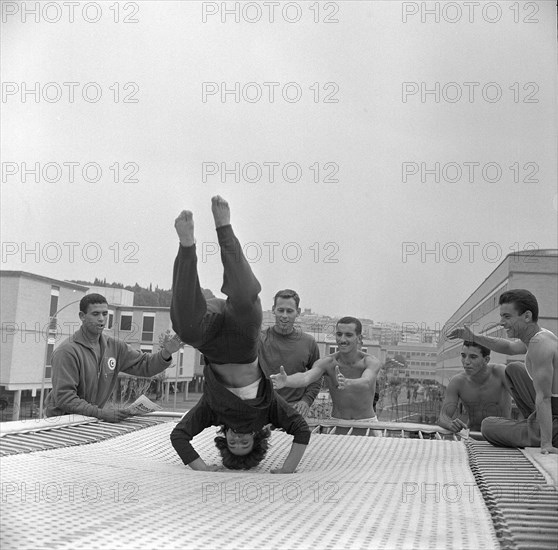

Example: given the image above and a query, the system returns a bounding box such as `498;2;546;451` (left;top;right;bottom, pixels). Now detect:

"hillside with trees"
70;278;216;307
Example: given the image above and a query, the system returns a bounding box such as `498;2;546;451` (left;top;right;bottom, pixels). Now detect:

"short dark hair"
337;316;362;336
214;426;271;470
80;293;108;313
273;289;300;308
463;341;490;358
499;289;539;322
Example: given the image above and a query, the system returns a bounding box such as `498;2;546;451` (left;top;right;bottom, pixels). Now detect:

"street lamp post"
38;297;82;419
173;352;179;411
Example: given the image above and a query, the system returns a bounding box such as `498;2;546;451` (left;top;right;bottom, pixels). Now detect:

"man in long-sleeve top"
259;289;321;416
45;293;181;422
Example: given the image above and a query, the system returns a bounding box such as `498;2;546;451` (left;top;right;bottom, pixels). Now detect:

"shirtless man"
271;317;382;421
438;341;511;432
449;289;558;454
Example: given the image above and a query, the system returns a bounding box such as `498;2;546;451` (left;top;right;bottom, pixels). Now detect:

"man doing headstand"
170;197;310;472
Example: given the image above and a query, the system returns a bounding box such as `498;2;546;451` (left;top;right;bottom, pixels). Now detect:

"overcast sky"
2;0;556;326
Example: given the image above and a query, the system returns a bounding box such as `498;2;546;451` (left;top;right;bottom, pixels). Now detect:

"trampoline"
0;415;556;550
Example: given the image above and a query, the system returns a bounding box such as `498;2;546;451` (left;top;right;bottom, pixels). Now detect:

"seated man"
169;197;310;472
437;341;511;433
449;289;558;454
44;293;181;422
259;289;321;416
271;316;381;423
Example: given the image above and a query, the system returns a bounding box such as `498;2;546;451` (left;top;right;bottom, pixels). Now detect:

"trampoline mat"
0;421;499;550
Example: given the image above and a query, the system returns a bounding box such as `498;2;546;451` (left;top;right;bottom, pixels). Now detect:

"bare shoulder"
538;330;558;346
490;363;507;378
447;373;468;390
317;355;337;371
363;353;381;369
529;330;558;357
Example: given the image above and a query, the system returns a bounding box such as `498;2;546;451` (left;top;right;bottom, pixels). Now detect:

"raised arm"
119;334;181;378
448;326;527;356
529;338;558;454
437;377;468;433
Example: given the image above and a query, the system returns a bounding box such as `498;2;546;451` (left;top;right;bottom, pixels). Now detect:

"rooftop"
0;270;89;291
1;415;556;549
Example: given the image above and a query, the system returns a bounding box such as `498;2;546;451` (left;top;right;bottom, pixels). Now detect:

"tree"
68;279;216;308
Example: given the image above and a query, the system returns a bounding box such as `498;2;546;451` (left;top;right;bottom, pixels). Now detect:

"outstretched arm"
271;358;328;389
336;356;381;390
447;326;527;356
530;340;558;454
297;342;322;412
119;334;182;378
437;378;468;433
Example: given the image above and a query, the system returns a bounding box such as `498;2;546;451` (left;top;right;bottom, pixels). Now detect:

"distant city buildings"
263;305;438;383
6;251;553;420
266;308;441;348
383;342;438;382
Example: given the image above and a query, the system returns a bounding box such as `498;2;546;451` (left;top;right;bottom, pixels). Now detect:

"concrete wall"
1;274;86;390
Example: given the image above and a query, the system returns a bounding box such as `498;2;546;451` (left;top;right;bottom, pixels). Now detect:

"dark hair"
499;289;539;322
337;316;362;336
214;426;271;470
273;289;300;309
80;293;108;313
463;341;490;358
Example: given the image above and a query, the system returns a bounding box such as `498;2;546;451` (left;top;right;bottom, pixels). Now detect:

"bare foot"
211;195;230;228
174;210;195;247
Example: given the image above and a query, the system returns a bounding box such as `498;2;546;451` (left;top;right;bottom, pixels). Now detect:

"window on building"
142;314;155;341
120;313;133;331
329;346;338;354
49;294;59;317
108;311;114;330
49;287;60;331
44;340;55;379
140;345;153;354
199;354;205;366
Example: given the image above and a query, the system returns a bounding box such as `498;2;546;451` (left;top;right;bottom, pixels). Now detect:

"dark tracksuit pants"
481;362;558;447
171;224;262;365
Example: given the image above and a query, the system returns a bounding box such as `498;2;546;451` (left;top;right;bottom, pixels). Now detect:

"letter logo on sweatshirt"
108;357;116;370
